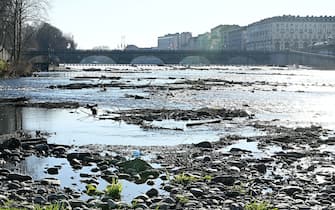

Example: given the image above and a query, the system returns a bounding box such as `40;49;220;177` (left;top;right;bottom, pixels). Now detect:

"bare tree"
0;0;12;53
0;0;49;67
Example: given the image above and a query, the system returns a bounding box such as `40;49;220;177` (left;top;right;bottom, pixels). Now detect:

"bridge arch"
228;56;257;65
179;56;210;65
130;56;164;65
28;55;60;64
80;55;116;64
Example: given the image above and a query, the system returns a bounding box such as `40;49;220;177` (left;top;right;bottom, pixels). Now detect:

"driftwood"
186;119;221;127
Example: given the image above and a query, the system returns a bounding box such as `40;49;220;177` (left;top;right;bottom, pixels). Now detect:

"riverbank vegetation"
0;0;76;77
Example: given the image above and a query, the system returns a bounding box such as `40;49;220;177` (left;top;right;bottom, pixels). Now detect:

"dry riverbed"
0;104;334;209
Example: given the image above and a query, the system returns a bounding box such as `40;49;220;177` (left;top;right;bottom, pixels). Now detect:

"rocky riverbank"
1;123;334;209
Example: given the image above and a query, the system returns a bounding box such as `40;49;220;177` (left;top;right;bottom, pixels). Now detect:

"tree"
0;0;12;53
34;23;77;51
0;0;49;67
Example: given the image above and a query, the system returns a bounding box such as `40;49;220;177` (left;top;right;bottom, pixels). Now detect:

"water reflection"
0;105;23;134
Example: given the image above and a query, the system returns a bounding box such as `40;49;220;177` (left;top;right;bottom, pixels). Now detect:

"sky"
49;0;335;49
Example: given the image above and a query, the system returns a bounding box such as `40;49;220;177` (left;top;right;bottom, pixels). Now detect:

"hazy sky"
49;0;334;49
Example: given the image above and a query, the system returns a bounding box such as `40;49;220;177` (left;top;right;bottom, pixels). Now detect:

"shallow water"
3;155;166;203
2;65;335;145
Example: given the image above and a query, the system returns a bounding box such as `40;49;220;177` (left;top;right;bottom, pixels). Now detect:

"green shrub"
105;178;122;200
86;183;103;196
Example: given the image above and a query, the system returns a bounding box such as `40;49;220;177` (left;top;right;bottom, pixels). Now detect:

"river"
1;65;335;146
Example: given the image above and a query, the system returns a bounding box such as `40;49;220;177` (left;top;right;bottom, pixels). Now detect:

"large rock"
212;175;235;186
194;141;213;149
1;138;21;150
67;152;92;161
117;159;153;173
146;188;159;198
47;167;59;175
35;144;49;153
280;186;303;196
7;173;32;182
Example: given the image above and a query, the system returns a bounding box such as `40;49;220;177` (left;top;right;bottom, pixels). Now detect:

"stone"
147;180;155;185
52;146;67;154
41;178;61;186
118;159;153;174
0;195;8;202
162;197;175;204
69;199;87;208
7;173;32;182
134;203;149;209
134;194;150;202
67;152;92;161
107;199;118;209
138;169;160;183
212;175;235;186
8;182;21;190
228;166;240;173
118;173;131;180
35;144;49;152
280;186;303;196
146;188;159;198
34;196;47;205
194;141;212;149
47;167;59;175
190;188;204;197
2;138;21;150
255;163;267;174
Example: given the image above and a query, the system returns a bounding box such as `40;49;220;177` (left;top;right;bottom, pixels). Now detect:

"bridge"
23;49;335;69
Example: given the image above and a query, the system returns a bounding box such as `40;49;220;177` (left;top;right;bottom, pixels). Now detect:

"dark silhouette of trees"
33;23;76;51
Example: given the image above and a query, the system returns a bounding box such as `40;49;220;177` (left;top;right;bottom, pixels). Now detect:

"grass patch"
173;173;198;185
203;175;212;182
244;201;278;210
176;194;189;204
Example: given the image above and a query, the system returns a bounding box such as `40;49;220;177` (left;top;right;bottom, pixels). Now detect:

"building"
157;32;192;50
209;25;240;50
227;27;247;50
179;32;192;49
246;15;335;51
196;32;211;50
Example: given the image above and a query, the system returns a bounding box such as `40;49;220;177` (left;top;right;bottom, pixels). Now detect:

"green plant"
35;203;63;210
176;194;189;204
203;175;212;181
244;201;278;210
105;178;122;200
86;183;103;196
173;173;197;185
